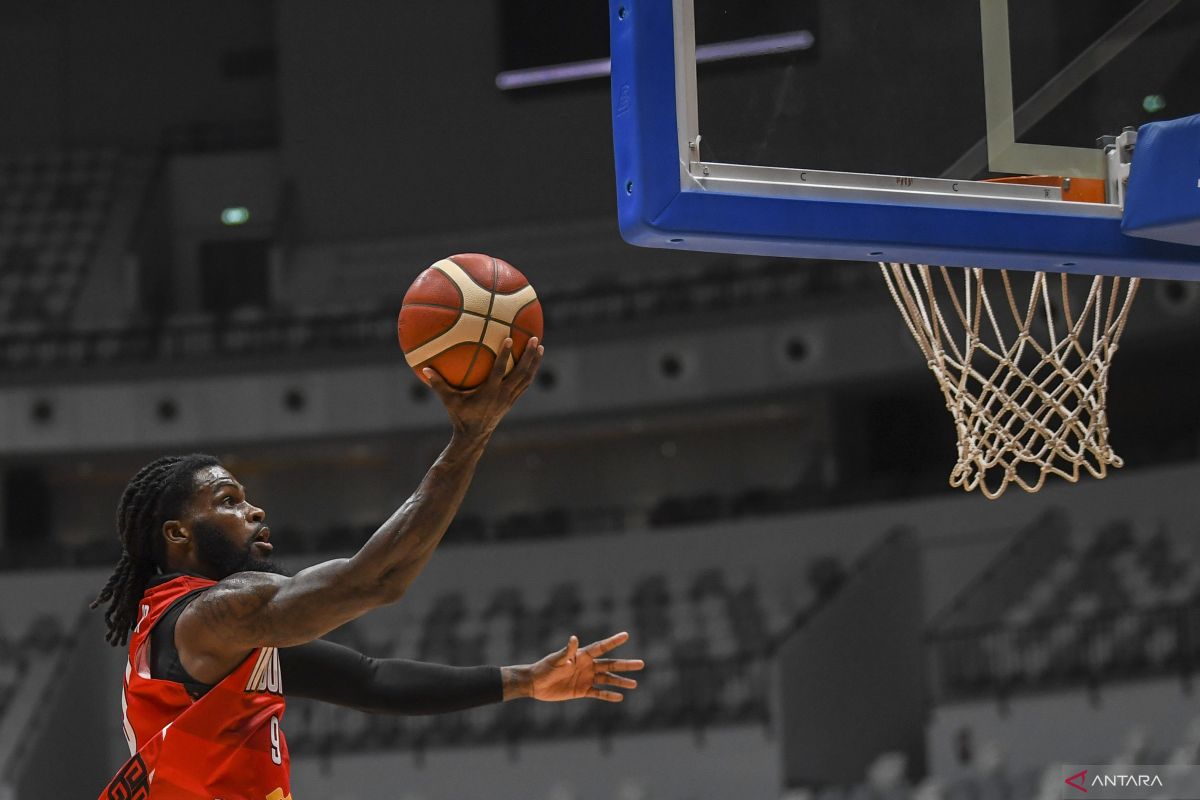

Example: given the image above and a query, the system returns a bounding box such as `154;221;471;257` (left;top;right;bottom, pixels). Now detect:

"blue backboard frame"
608;0;1200;280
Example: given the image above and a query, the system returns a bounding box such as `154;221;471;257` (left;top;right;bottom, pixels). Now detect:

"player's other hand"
527;631;644;703
423;337;543;440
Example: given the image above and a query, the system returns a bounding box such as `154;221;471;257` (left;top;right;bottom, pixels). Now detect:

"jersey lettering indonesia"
99;575;292;800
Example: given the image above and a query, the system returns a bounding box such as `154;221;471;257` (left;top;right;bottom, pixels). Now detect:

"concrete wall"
276;1;615;241
0;304;909;456
777;532;927;787
0;1;274;151
166;151;282;313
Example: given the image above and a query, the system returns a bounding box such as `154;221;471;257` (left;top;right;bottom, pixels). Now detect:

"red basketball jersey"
99;575;292;800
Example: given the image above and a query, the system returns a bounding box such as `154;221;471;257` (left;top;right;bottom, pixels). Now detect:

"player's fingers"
587;687;624;703
554;634;579;666
587;631;630;657
595;673;638;690
489;338;514;381
422;368;461;400
507;337;541;384
550;636;572;666
594;658;645;672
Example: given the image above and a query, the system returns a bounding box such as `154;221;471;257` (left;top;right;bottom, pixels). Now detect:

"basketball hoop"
880;262;1139;499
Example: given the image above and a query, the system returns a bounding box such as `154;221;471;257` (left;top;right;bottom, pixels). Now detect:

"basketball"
397;253;544;389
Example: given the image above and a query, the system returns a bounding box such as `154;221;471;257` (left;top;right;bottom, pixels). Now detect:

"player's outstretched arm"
279;638;503;714
278;630;643;714
177;338;542;679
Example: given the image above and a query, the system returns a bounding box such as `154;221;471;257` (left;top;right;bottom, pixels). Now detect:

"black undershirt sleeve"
278;638;504;715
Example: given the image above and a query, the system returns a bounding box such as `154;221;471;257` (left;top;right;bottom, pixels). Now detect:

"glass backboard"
608;0;1200;279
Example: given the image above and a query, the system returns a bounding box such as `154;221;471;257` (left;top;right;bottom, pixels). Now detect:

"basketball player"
91;338;645;800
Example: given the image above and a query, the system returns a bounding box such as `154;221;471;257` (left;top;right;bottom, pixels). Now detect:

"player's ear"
162;520;190;546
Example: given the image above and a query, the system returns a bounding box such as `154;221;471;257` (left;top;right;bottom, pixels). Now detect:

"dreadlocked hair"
90;453;221;646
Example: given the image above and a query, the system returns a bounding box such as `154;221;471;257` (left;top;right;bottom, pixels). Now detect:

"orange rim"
984;175;1106;204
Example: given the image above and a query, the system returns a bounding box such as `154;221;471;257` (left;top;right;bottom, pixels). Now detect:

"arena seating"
0;150;117;331
284;555;839;754
0;614;69;770
930;511;1200;699
541;256;875;332
0;253;879;370
0;649;19;720
17;478;844;572
1;486;1195;796
647;466;828;527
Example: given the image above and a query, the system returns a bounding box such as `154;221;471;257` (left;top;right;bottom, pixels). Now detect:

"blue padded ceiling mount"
1123;113;1200;248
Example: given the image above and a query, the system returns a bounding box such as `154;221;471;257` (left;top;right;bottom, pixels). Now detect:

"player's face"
187;466;285;578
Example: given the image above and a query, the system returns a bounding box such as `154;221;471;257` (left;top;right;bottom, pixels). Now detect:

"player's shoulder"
175;572;289;657
185;571;287;619
142;573;215;609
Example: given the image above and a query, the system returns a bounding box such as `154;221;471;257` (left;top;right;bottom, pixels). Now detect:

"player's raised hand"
423;337;543;439
525;631;644;703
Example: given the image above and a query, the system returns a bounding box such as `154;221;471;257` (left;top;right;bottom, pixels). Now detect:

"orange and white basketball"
397;253;544;389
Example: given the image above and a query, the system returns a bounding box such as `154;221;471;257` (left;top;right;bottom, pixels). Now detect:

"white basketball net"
880;264;1140;499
